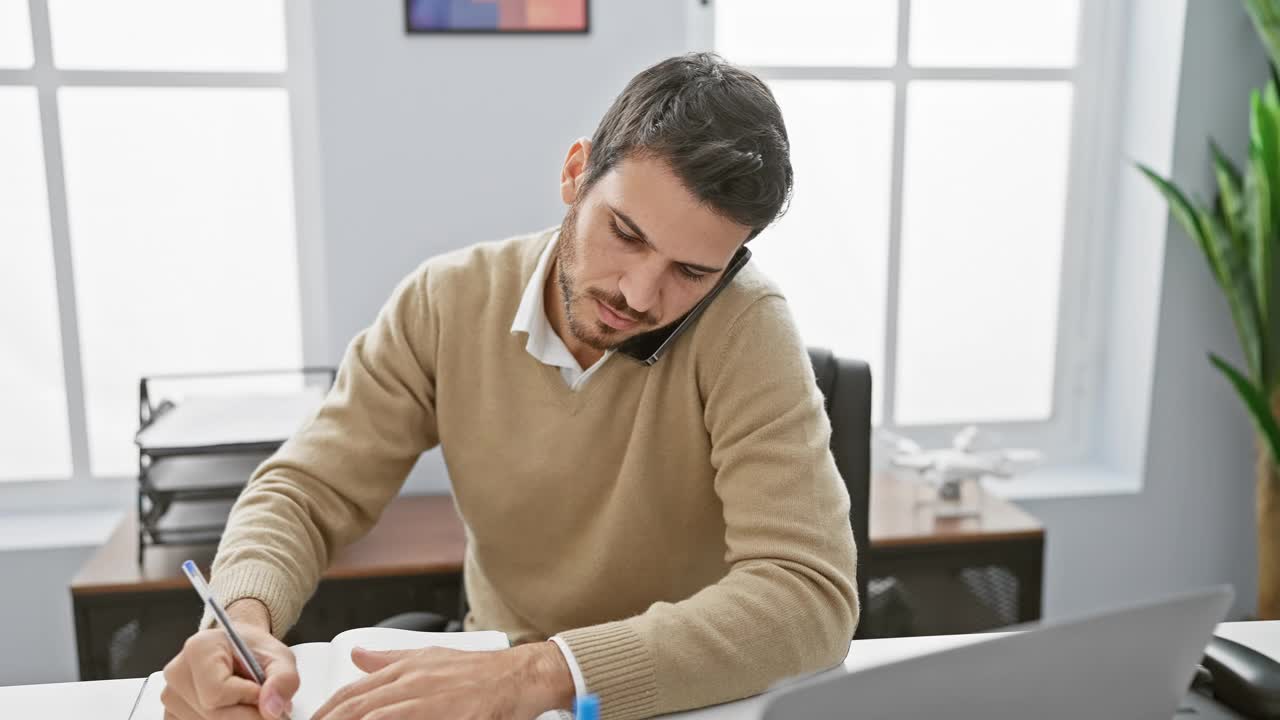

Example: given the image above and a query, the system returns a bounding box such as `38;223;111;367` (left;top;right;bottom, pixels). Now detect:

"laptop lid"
762;585;1234;720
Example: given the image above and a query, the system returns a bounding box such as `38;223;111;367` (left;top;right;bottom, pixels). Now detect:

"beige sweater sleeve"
558;296;861;720
202;264;440;636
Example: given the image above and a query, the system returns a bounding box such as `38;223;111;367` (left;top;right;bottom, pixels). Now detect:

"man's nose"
619;257;665;316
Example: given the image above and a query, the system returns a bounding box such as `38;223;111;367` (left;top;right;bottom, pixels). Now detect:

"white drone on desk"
878;425;1043;504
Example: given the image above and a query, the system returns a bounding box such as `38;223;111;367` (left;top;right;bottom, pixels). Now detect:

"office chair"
377;347;873;635
805;347;872;624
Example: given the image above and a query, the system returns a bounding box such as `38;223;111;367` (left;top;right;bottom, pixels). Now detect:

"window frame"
0;0;327;509
691;0;1127;463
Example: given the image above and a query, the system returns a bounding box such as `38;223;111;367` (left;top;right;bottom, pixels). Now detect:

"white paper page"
134;388;325;451
325;628;510;698
128;671;165;720
287;642;332;720
129;641;332;720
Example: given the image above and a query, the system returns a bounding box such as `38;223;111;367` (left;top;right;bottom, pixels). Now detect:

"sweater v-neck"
532;350;628;414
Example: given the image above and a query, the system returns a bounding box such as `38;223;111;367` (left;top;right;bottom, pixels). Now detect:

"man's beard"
555;202;656;351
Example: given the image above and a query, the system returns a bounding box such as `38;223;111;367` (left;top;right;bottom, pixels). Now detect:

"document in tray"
129;627;509;720
134;388;327;452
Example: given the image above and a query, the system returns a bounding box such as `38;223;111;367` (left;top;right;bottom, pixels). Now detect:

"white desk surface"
4;621;1278;719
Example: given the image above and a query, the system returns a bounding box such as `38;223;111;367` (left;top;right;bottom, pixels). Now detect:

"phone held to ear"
1193;634;1280;719
615;246;752;366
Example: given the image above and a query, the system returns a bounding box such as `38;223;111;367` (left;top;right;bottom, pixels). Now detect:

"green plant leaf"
1244;11;1280;227
1211;352;1280;465
1200;203;1265;381
1248;91;1280;387
1138;164;1265;379
1252;89;1280;240
1211;141;1246;254
1138;164;1221;282
1264;78;1280;119
1246;0;1280;76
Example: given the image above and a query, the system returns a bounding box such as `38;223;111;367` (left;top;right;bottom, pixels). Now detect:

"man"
161;52;858;720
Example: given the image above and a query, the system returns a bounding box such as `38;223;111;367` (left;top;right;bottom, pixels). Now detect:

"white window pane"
0;88;72;481
751;80;894;423
60;88;302;476
910;0;1080;68
895;82;1072;425
48;0;286;71
0;0;34;68
716;0;896;67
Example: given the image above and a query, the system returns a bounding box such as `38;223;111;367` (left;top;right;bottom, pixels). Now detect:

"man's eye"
608;219;641;245
678;266;710;282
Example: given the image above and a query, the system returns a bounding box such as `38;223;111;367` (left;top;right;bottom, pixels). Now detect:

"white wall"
0;546;95;685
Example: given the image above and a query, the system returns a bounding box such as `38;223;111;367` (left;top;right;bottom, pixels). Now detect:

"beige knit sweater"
206;228;859;719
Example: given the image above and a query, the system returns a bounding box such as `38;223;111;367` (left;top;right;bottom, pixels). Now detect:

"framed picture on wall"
405;0;590;34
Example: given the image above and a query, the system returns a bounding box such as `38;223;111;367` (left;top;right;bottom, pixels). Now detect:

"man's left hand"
310;641;576;720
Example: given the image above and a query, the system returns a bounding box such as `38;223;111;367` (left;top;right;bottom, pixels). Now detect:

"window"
1;0;314;485
1;85;70;480
704;0;1114;459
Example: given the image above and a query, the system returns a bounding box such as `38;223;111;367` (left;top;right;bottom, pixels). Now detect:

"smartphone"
615;245;752;366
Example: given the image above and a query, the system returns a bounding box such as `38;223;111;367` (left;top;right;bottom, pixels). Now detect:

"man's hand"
161;598;300;720
311;641;576;720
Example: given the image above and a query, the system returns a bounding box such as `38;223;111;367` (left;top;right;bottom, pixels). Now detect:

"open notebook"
129;627;510;720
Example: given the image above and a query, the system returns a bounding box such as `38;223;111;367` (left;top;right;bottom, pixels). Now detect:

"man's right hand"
161;598;299;720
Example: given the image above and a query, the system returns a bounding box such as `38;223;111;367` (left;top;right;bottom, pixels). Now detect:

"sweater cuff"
197;560;302;640
557;622;657;720
550;635;588;701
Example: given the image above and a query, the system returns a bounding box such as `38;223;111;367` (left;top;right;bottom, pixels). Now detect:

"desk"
71;496;466;680
862;473;1045;636
12;622;1277;720
72;479;1045;678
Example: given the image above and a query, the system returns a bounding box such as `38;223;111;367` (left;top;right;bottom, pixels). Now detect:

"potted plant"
1139;0;1280;619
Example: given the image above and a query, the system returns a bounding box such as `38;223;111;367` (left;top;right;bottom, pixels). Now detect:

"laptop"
762;585;1234;720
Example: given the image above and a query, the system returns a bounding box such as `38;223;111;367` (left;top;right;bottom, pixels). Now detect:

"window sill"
0;509;123;553
981;463;1143;502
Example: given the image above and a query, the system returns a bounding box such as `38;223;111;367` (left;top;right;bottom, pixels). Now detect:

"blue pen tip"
182;560;196;574
574;694;600;720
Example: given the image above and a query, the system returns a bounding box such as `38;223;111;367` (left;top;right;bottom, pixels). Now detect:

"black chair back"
807;347;872;616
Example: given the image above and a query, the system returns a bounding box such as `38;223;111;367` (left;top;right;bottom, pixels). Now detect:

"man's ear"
560;137;592;205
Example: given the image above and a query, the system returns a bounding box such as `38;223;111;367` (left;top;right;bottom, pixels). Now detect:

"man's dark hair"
582;52;793;240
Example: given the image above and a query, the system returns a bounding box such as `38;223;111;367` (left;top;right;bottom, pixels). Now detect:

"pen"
181;560;291;720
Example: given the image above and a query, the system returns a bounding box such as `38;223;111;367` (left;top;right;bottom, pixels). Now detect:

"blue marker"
574;693;600;720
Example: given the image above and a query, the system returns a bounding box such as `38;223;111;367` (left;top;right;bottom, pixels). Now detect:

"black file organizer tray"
134;367;336;564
